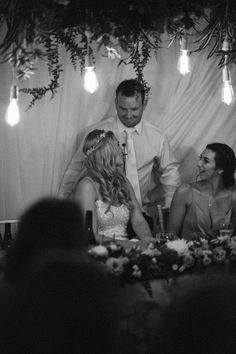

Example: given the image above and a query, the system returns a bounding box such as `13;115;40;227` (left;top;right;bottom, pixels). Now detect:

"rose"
172;264;179;271
193;247;203;258
183;254;195;268
200;238;210;250
202;255;212;266
212;247;226;263
230;248;236;262
105;256;128;275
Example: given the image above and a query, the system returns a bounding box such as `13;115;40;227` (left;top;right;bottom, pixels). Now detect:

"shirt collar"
116;117;142;135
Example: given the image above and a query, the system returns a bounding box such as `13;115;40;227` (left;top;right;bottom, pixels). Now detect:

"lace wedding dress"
95;200;130;239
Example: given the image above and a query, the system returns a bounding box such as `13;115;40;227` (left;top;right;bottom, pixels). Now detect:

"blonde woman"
75;129;152;243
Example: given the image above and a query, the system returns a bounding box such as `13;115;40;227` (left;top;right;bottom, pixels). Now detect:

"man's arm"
58;137;86;198
157;135;181;207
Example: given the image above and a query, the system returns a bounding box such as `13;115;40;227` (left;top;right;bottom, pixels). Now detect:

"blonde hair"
82;130;132;210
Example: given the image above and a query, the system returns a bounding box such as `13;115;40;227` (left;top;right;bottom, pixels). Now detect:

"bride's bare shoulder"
76;177;98;197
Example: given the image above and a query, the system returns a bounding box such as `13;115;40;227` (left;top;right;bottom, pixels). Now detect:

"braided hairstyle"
206;143;236;188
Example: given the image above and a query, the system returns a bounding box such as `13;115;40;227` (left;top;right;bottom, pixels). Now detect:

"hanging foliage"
0;0;236;107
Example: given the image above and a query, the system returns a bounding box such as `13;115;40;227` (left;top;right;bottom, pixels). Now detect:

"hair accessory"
86;132;106;156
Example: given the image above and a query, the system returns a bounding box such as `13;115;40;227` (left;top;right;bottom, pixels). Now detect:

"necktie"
125;128;142;206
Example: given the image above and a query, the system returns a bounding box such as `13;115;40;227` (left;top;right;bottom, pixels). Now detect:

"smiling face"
197;148;222;181
115;92;146;128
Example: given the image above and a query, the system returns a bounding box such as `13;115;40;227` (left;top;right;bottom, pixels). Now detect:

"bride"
74;129;153;243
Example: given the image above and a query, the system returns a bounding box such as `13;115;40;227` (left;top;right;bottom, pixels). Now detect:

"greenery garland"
0;0;236;107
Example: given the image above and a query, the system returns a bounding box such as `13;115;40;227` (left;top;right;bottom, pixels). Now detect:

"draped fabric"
0;34;236;219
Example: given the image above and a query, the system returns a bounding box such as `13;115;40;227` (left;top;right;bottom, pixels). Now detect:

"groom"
58;79;180;227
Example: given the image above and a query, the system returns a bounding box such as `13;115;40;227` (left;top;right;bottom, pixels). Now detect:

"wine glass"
219;222;234;237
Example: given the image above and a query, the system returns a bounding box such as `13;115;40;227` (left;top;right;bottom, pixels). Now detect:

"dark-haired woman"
167;143;236;239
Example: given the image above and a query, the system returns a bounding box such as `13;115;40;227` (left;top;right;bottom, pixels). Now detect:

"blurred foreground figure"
5;197;84;283
150;273;236;354
0;250;121;354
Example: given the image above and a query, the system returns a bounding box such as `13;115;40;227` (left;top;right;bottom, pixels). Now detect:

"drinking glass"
219;222;234;237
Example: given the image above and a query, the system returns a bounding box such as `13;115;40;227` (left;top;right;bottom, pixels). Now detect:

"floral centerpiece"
89;235;236;297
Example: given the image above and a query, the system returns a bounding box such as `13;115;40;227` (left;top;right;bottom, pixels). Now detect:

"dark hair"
5;197;84;282
206;143;236;188
115;79;145;103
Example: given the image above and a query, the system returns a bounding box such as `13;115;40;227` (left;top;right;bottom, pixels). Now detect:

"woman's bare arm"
74;178;99;241
127;180;153;240
167;184;191;238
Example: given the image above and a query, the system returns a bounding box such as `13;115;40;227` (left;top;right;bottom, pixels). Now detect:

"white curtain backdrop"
0;33;236;219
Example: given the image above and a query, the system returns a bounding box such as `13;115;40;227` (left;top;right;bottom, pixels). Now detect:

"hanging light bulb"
221;36;234;105
177;36;190;75
5;84;20;126
84;66;99;94
83;29;99;94
221;65;235;105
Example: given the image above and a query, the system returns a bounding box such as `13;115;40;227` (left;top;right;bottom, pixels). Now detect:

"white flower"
107;243;120;252
89;245;109;258
166;239;190;256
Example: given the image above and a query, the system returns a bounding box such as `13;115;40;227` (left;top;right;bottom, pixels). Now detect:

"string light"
177;35;190;75
84;66;99;93
221;36;234;105
5;84;20;126
222;65;234;105
84;30;99;94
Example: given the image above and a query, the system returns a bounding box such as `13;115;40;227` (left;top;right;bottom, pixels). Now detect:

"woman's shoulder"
77;177;100;197
176;183;194;195
173;183;195;205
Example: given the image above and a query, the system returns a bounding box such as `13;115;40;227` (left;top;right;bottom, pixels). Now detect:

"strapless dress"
95;200;130;239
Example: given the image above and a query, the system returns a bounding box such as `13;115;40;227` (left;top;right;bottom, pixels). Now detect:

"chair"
155;206;169;234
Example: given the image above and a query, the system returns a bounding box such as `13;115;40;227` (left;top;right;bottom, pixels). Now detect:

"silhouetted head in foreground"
5;197;84;282
1;250;120;354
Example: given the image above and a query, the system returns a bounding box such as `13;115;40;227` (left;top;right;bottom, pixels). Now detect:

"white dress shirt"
58;116;180;213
